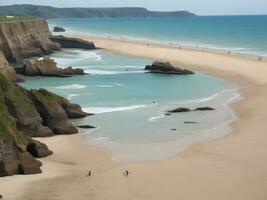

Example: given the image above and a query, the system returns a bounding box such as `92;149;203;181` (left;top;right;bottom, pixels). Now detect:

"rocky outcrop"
76;125;96;129
28;88;89;135
0;74;51;176
50;35;96;50
168;106;215;114
64;104;91;118
53;26;66;32
168;107;191;113
0;50;23;82
26;141;53;158
145;61;194;75
194;107;215;111
0;19;61;63
0;141;42;176
20;57;85;77
0;73;88;176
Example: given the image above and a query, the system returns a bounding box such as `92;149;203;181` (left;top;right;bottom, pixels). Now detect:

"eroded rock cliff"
21;57;85;77
0;73;88;176
0;50;23;82
50;35;96;50
0;19;61;63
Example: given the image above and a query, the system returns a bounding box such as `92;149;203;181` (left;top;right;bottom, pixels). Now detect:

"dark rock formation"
0;50;24;82
50;35;96;50
0;140;43;176
165;113;172;116
145;61;194;75
28;88;89;135
184;121;198;124
53;26;66;32
21;57;85;77
194;107;215;111
64;104;91;118
77;125;96;129
168;107;191;113
0;73;89;176
27;141;53;158
0;19;61;63
167;106;215;115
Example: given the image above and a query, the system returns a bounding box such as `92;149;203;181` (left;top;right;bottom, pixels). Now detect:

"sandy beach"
1;35;267;200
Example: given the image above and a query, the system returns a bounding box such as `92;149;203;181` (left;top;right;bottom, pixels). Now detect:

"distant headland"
0;4;196;19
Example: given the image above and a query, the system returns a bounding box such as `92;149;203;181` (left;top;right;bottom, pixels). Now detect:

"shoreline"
1;35;267;199
63;31;267;62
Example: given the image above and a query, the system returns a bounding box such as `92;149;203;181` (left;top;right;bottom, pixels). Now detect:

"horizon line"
0;4;266;16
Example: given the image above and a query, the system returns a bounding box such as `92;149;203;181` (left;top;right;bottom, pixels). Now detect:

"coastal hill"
0;4;196;19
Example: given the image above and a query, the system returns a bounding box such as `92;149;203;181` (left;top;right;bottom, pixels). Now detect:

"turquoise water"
49;15;267;56
21;49;240;162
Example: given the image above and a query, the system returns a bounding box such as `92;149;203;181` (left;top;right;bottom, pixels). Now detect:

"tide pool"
21;49;240;162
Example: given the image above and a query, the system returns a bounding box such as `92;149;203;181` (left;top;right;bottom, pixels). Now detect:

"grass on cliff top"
0;16;39;23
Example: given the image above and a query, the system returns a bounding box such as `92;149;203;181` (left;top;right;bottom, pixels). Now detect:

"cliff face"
0;50;23;82
0;73;88;176
0;19;60;63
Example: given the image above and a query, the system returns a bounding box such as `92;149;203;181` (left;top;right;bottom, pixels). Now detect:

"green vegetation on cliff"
0;4;196;19
0;72;85;176
30;88;68;107
0;16;38;23
0;74;37;141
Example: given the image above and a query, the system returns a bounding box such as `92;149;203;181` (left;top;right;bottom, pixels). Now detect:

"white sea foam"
84;105;148;114
51;50;103;67
53;84;87;90
149;114;166;122
96;137;112;140
113;83;125;87
173;89;240;105
96;85;113;88
109;65;143;69
84;69;144;75
67;94;80;100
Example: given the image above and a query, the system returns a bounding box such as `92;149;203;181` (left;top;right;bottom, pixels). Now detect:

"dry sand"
1;36;267;200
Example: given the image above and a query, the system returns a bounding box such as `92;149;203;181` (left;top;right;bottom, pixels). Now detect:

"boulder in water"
145;61;194;75
193;107;215;111
53;26;66;32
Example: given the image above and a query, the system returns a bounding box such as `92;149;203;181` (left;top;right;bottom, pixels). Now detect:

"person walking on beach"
123;170;129;177
87;170;92;177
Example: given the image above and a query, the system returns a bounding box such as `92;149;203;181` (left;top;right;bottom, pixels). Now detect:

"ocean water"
21;49;240;162
49;15;267;56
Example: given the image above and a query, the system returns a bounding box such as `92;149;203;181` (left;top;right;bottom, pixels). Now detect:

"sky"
1;0;267;15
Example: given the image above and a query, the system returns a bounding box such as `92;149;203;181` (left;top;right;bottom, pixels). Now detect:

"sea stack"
145;61;194;75
20;57;85;77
